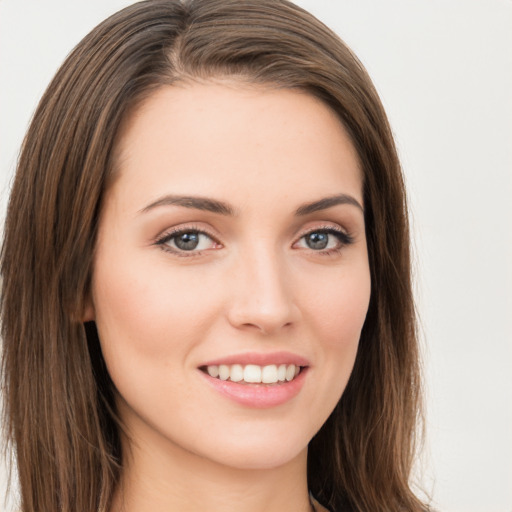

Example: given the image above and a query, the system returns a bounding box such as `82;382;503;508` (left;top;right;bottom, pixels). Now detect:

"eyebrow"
139;192;363;216
139;195;235;215
294;194;364;215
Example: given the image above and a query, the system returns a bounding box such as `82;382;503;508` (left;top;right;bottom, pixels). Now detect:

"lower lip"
200;368;308;408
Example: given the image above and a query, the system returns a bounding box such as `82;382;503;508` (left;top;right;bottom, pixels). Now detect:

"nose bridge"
227;240;298;334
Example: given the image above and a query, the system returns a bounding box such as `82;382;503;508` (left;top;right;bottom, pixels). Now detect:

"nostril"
229;306;300;335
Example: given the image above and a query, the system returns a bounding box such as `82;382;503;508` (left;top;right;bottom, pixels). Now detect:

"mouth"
198;352;310;407
200;363;304;384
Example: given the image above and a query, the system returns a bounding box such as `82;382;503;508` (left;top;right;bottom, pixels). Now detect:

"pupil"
175;232;199;250
307;232;328;250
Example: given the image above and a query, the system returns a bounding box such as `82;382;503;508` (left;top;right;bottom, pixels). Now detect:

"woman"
1;1;426;511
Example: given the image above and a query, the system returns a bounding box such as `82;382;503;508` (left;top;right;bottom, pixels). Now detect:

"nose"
226;247;300;335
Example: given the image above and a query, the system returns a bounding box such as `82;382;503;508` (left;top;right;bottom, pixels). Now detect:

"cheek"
91;253;222;375
291;264;370;435
90;259;224;424
302;263;370;402
305;267;371;347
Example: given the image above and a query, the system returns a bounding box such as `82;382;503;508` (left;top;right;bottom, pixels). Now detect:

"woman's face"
88;82;371;470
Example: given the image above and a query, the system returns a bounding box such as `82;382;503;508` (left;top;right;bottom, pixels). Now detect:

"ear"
82;294;95;322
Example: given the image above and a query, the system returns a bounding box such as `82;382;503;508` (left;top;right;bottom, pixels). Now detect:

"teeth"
277;364;287;381
261;365;278;384
207;365;219;378
244;364;261;383
218;365;230;381
205;363;302;384
230;364;243;382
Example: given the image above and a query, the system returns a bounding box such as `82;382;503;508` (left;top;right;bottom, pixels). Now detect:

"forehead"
110;81;363;210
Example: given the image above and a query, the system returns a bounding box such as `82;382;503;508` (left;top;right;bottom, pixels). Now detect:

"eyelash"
295;226;354;256
154;225;354;257
155;224;220;257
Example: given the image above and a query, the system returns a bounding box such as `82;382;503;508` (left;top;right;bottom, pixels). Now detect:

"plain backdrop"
1;1;511;511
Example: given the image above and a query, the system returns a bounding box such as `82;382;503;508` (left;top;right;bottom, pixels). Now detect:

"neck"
110;422;312;512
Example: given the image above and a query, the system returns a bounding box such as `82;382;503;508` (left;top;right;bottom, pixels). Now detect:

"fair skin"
87;81;371;512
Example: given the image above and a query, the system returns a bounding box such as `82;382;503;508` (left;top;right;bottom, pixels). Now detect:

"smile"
198;352;310;407
203;364;302;384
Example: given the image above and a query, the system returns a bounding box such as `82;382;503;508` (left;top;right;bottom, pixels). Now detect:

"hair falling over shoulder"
1;1;427;511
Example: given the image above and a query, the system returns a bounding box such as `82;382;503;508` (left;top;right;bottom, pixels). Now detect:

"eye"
295;228;353;252
156;229;219;254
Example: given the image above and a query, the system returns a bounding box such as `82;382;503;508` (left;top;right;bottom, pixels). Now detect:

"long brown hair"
1;1;425;511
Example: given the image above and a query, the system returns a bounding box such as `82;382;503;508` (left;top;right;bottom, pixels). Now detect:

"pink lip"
199;367;309;409
198;352;310;408
200;351;310;367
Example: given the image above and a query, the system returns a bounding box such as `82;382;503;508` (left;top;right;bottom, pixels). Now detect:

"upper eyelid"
294;224;355;247
155;224;219;243
299;224;345;234
295;223;351;238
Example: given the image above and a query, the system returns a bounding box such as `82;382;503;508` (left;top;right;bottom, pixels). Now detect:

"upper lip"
200;351;310;368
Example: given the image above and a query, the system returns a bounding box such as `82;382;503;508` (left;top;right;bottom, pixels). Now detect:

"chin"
199;441;308;471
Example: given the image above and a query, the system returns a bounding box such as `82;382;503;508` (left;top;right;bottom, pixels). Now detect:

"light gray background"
1;1;511;511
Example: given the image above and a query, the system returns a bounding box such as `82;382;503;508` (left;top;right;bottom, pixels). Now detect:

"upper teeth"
206;364;301;384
